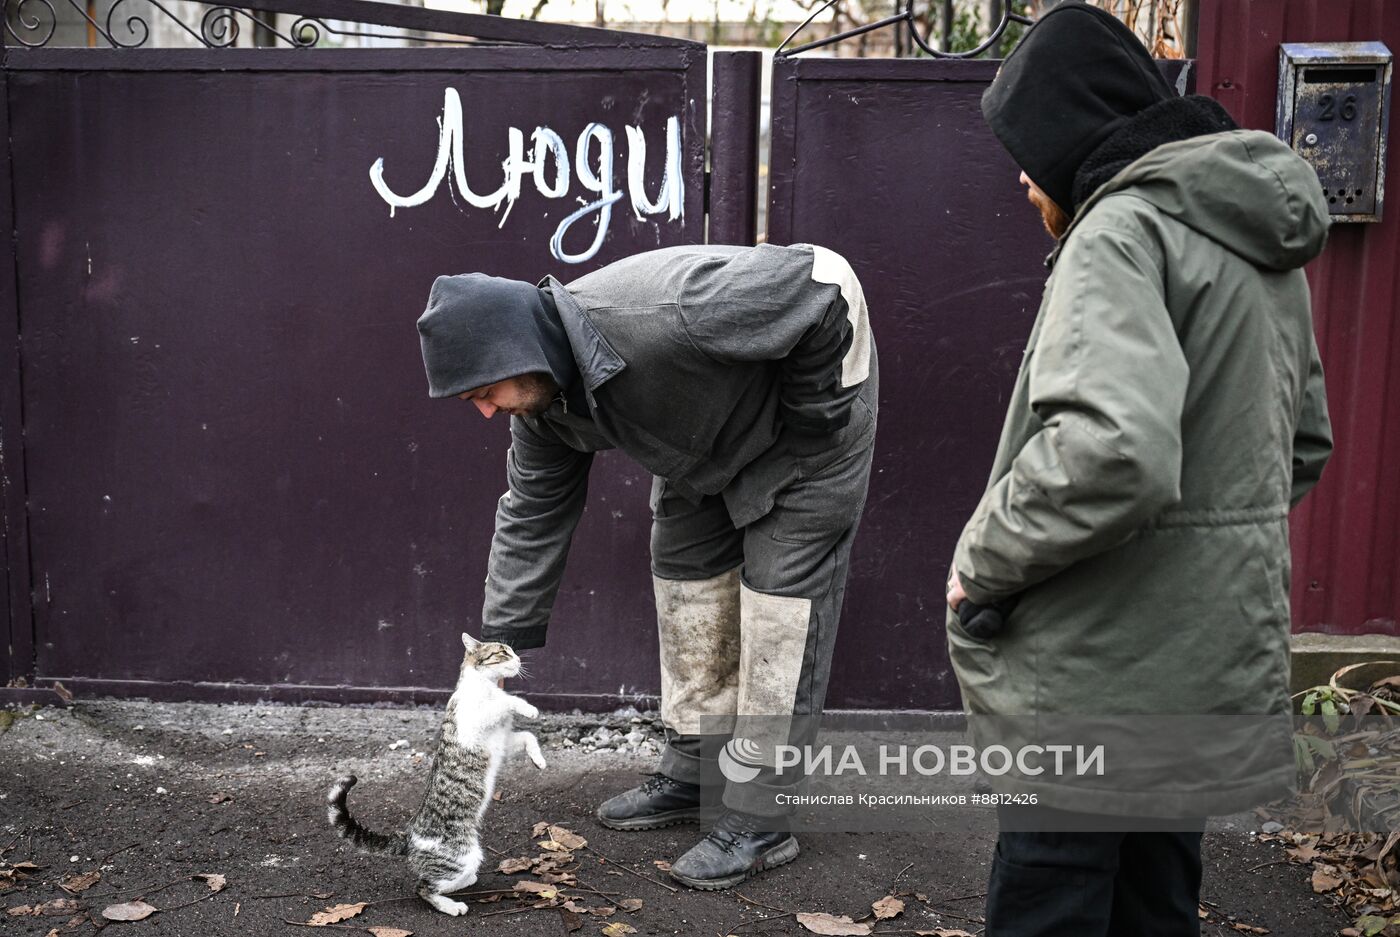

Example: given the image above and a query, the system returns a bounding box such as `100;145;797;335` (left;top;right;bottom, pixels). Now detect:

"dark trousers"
986;807;1204;937
650;360;878;817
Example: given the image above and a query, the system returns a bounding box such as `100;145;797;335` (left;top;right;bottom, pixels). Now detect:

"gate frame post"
708;50;763;246
0;35;36;689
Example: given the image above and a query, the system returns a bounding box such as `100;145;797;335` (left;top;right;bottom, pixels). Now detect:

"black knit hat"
981;2;1174;213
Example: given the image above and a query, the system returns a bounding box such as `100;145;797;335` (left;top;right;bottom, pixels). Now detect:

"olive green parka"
947;129;1334;816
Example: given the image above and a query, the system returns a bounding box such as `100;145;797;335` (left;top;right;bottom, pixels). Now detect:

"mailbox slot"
1277;42;1393;223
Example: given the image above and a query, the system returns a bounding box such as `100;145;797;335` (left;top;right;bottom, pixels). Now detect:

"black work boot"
596;772;702;831
668;809;799;891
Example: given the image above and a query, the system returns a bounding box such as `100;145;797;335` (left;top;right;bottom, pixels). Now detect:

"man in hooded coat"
944;4;1333;934
416;243;877;890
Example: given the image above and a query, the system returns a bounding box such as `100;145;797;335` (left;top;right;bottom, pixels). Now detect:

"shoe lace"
703;816;757;854
639;772;675;795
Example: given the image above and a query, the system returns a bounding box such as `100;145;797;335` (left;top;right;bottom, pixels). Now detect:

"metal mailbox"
1277;42;1393;222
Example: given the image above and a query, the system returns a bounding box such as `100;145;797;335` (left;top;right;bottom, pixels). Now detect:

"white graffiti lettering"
369;88;684;264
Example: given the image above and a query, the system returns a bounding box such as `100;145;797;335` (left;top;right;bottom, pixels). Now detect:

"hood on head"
981;1;1173;214
1084;129;1330;271
416;273;577;399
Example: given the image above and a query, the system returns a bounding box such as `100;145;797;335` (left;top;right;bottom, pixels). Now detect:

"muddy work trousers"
650;390;876;818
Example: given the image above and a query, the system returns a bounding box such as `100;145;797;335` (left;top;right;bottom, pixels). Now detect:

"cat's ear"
461;632;480;650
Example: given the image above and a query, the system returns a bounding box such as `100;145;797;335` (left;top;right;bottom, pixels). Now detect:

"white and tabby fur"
326;633;546;915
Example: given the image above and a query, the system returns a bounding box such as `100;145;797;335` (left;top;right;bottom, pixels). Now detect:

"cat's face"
460;633;521;679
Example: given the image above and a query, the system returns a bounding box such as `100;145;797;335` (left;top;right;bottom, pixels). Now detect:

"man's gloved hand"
957;598;1014;641
947;568;1018;640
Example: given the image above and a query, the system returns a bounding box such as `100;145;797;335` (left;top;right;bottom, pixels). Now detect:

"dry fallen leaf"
1287;843;1321;863
651;860;671;872
32;899;81;917
513;881;558;901
600;923;637;937
44;929;60;937
560;907;583;933
913;930;975;937
51;681;73;703
618;898;643;913
872;895;904;920
795;912;873;936
543;825;588;851
307;902;367;925
60;870;101;894
536;853;575;873
102;901;158;922
208;792;234;804
498;856;535;874
1227;925;1269;935
367;928;413;937
1313;868;1345;893
194;873;226;892
532;821;552;838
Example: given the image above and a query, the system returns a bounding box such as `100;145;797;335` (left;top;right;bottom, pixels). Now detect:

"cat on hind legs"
326;633;545;915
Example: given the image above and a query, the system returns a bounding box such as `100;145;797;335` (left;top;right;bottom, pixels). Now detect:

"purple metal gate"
0;4;1235;714
0;2;716;705
766;56;1051;711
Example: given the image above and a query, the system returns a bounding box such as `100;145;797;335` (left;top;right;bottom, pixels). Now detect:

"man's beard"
1027;186;1071;240
513;372;561;417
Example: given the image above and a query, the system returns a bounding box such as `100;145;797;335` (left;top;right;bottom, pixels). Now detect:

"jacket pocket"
796;395;877;478
946;607;1003;714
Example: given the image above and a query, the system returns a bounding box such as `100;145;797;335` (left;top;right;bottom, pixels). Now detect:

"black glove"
956;595;1019;641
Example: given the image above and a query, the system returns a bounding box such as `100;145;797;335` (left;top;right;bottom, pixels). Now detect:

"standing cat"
327;633;546;915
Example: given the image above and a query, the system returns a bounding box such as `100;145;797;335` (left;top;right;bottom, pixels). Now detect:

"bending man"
416;243;877;890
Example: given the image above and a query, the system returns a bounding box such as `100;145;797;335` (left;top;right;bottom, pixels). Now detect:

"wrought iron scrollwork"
2;0;494;48
288;15;320;47
5;0;57;47
199;6;298;47
106;0;152;47
776;0;1033;58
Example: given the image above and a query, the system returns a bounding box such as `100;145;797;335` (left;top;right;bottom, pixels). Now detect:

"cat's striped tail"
327;775;408;856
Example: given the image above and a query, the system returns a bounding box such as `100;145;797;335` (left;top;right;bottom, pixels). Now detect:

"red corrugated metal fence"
1198;0;1399;635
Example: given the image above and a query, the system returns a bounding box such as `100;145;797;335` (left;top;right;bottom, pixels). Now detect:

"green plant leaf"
1322;697;1341;733
1357;914;1389;935
1304;735;1338;761
1295;735;1315;774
